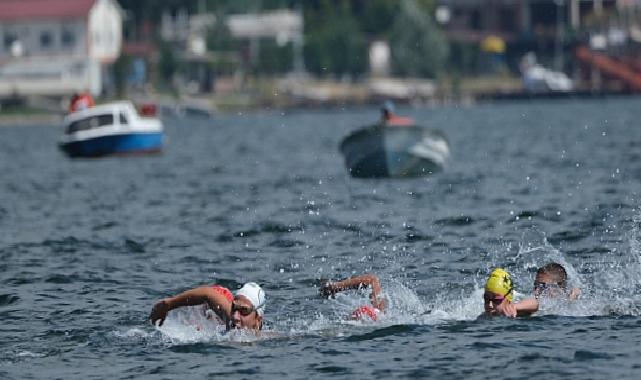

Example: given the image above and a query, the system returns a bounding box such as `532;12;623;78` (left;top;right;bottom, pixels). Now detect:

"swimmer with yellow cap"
483;268;538;318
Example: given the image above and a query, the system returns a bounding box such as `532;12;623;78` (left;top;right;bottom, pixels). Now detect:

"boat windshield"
66;114;114;134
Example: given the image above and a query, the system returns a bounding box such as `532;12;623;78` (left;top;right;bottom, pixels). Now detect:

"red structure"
575;46;641;92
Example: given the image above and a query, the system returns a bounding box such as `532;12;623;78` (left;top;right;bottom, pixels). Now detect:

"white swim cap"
236;282;266;316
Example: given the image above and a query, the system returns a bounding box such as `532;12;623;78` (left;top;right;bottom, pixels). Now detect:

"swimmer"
483;268;538;318
508;262;581;315
320;273;387;321
484;263;580;318
149;282;265;330
200;285;234;324
532;262;581;301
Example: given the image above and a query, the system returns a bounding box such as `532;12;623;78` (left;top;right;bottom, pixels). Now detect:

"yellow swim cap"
485;268;513;301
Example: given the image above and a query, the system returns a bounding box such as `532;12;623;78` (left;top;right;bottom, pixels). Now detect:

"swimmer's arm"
514;298;539;316
496;298;538;318
149;287;232;326
320;274;386;311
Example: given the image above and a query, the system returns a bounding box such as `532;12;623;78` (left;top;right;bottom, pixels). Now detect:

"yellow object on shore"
481;35;506;54
485;268;513;301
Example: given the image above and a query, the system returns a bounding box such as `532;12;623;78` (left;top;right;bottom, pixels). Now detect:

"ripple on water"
4;102;641;378
0;294;19;306
344;324;419;342
434;216;476;227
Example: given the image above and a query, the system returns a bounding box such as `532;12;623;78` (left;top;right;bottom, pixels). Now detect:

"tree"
389;0;448;78
303;2;367;77
157;40;180;89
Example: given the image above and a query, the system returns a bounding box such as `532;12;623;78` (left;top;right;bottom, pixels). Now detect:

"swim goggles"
231;301;256;316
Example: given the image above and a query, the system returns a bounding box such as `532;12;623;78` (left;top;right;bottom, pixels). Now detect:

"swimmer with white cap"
149;281;266;330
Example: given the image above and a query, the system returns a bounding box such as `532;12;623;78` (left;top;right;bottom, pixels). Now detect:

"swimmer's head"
534;262;568;298
230;282;265;330
535;263;567;288
485;268;514;302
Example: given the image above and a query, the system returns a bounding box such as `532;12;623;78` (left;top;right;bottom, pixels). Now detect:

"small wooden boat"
339;124;449;178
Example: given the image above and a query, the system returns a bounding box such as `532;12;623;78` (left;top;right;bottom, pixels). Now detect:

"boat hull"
340;125;449;178
59;132;163;158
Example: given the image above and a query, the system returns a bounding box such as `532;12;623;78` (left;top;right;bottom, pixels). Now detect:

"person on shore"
380;100;415;127
319;273;387;321
149;282;265;330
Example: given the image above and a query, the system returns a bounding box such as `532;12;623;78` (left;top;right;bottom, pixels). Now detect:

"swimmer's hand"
496;299;517;318
149;299;171;326
569;287;581;300
319;281;338;298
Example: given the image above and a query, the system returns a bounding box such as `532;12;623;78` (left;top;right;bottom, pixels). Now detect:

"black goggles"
231;301;255;316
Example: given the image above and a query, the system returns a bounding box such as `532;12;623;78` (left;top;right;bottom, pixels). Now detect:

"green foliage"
117;0;450;79
254;39;294;76
303;3;367;77
204;0;293;13
112;54;132;97
449;42;481;75
358;0;397;35
389;0;448;78
157;41;180;86
206;12;236;52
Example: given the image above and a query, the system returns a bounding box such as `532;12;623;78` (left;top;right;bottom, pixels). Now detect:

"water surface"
2;98;641;379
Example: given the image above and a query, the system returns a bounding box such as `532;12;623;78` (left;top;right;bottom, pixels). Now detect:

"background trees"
117;0;448;80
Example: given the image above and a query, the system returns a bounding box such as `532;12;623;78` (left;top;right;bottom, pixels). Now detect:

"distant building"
159;8;221;93
436;0;621;68
158;8;304;94
0;0;122;98
227;10;305;75
437;0;620;43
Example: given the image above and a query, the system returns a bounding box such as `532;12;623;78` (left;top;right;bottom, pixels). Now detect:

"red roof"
0;0;96;21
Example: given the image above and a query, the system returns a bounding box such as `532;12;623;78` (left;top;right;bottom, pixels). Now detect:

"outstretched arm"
515;298;539;316
149;286;232;326
496;297;539;318
320;274;387;311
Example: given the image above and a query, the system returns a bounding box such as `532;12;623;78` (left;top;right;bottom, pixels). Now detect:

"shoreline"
3;88;640;127
0;114;63;127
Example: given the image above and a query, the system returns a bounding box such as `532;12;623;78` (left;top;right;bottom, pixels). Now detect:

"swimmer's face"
230;295;262;330
483;291;506;314
533;273;566;299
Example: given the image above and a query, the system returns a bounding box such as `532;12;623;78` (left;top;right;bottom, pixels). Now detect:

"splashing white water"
134;216;641;346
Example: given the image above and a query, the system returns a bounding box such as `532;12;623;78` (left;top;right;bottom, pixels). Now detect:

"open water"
2;98;641;379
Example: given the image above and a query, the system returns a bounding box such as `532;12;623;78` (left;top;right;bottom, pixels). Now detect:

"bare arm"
495;298;538;318
514;297;539;316
149;286;232;326
320;274;387;311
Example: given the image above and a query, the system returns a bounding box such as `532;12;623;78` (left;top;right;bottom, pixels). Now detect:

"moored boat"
59;101;164;158
339;124;450;178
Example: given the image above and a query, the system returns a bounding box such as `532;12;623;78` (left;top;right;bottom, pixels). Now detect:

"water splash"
138;215;641;347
